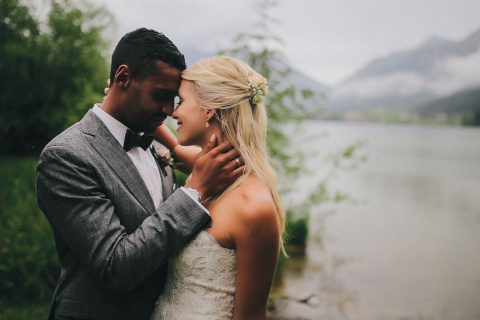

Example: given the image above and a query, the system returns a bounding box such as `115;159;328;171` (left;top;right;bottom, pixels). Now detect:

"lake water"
271;121;480;320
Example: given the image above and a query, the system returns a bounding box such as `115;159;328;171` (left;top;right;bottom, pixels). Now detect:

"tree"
0;0;114;309
220;0;365;252
0;0;113;155
220;0;320;182
220;2;364;316
219;0;317;227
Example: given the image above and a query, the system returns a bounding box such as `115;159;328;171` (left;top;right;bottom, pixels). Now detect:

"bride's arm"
230;201;280;320
153;124;201;174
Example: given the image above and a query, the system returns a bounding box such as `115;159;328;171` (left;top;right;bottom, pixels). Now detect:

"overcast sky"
93;0;480;87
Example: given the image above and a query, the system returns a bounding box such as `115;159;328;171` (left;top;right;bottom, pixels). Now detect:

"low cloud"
332;48;480;101
433;49;480;95
332;72;428;100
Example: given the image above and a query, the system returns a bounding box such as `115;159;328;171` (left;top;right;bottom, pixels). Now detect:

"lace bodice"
151;231;236;320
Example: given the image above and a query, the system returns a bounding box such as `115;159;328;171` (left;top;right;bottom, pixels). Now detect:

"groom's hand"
186;135;244;208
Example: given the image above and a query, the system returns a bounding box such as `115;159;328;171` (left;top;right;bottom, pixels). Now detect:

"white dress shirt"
92;105;208;214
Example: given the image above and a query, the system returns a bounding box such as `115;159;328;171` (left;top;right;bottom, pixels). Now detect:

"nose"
171;106;178;120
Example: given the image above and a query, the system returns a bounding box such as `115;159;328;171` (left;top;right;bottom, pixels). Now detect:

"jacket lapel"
80;110;156;214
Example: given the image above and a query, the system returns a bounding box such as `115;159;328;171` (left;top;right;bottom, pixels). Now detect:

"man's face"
123;60;182;133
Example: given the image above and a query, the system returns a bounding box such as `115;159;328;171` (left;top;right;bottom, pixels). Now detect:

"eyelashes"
174;96;181;105
174;97;183;109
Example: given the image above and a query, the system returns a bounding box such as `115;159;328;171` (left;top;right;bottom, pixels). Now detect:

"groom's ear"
114;64;131;89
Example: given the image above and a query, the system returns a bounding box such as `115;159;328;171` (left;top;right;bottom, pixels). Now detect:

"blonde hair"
182;55;285;251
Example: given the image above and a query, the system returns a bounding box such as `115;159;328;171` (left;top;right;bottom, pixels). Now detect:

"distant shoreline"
317;109;480;128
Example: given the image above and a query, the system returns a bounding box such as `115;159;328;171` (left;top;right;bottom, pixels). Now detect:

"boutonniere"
149;145;174;176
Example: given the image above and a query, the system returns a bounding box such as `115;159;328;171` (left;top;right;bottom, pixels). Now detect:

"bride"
150;56;285;319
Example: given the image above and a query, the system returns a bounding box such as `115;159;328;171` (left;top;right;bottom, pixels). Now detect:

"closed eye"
174;96;183;109
153;89;177;102
153;92;167;101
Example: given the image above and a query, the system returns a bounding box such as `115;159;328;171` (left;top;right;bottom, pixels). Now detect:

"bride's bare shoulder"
207;175;279;249
230;175;279;232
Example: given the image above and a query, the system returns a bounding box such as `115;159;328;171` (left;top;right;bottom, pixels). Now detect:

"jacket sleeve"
36;144;210;294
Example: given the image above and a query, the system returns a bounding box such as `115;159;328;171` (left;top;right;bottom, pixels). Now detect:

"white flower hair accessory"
245;77;268;105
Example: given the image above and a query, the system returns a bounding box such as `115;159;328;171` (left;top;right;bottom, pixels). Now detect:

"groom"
37;28;242;320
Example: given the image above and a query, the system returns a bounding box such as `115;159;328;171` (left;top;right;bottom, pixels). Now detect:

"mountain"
416;86;480;125
331;28;480;110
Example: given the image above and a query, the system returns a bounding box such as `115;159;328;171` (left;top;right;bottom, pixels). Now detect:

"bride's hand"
103;79;110;100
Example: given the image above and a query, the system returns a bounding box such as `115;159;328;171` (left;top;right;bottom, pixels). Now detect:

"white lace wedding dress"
150;231;237;320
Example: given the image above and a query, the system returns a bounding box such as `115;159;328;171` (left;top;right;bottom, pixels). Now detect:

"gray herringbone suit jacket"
37;110;210;320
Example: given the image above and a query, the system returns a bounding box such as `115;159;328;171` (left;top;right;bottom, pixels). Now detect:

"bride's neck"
201;123;225;149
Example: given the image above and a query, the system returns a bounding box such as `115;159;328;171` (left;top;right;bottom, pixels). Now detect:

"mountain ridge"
331;27;480;110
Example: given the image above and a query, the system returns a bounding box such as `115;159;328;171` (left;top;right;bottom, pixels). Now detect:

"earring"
205;120;210;128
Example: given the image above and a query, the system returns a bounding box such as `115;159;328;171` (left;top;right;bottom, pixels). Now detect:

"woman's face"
172;80;210;146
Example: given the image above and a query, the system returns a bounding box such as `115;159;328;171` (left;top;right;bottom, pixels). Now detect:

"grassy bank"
0;302;49;320
0;156;56;319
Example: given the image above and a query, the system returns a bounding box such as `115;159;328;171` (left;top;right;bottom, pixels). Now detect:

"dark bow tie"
123;129;153;151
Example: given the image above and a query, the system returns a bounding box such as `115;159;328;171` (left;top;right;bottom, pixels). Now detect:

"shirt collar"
92;104;129;148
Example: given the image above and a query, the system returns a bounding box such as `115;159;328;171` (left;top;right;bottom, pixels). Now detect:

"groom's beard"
149;112;168;132
132;112;168;134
